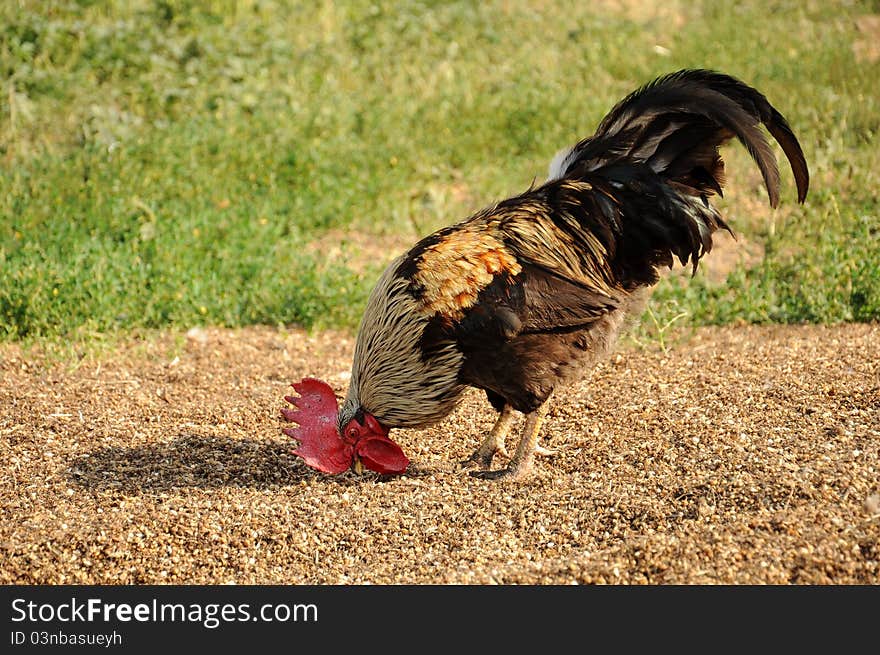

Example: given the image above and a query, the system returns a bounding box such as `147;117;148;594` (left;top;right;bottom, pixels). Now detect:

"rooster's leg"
461;404;515;470
471;396;552;481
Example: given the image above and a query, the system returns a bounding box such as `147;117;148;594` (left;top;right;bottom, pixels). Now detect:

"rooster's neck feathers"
341;260;466;429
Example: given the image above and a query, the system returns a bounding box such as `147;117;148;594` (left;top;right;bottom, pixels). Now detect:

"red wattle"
356;435;410;474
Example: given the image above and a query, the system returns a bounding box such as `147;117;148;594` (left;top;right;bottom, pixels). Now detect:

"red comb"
282;378;351;474
282;377;409;476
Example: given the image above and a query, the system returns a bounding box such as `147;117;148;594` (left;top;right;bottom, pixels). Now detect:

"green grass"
2;0;878;343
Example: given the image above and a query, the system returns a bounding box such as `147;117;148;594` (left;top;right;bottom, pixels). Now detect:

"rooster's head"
282;378;409;476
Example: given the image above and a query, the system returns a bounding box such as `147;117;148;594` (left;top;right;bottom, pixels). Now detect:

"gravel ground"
1;323;878;584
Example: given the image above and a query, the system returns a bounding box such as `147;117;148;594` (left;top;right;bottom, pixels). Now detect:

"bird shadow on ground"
67;434;429;493
67;434;328;493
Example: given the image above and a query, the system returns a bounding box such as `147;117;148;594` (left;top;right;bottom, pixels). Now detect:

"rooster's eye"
347;427;359;439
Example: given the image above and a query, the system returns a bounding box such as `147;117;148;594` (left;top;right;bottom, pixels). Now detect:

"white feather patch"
547;144;579;181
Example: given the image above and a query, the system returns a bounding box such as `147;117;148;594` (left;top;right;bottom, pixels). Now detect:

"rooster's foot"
460;404;515;470
470;397;551;481
460;444;509;471
469;462;532;481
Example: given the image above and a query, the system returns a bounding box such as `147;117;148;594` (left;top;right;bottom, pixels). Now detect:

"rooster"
286;69;809;481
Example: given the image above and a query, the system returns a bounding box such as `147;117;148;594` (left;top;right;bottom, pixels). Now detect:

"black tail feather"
557;69;810;208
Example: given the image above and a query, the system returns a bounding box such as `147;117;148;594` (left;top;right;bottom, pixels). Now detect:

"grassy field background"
2;0;878;345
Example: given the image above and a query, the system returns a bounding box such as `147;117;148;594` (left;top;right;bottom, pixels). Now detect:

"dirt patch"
592;0;690;28
304;230;413;274
1;323;878;584
854;15;880;63
668;229;764;285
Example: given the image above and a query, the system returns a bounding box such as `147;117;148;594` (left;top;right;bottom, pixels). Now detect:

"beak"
352;456;364;475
